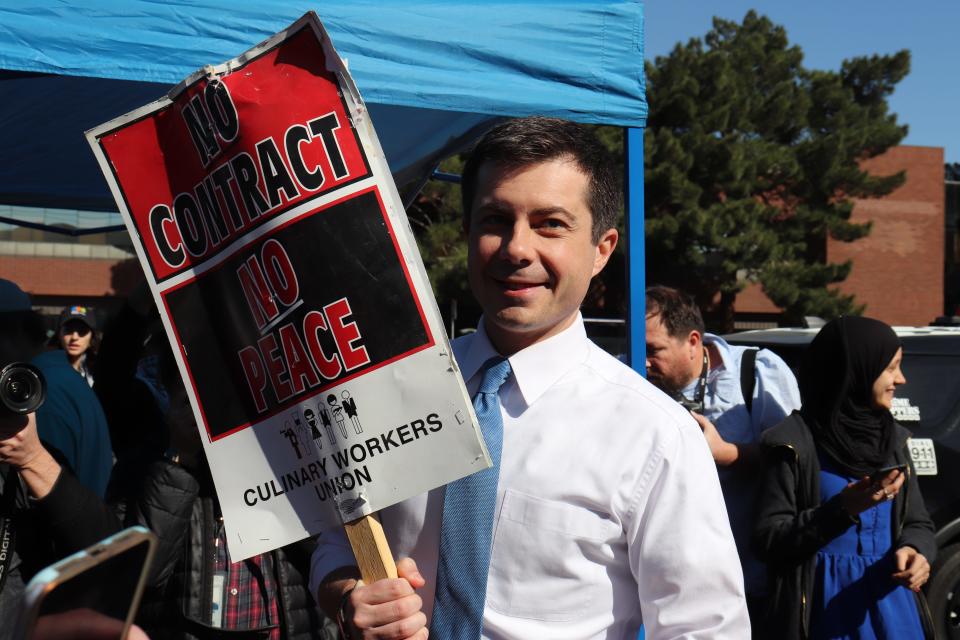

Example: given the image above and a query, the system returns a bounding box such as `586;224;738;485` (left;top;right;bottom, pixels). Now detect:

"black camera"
0;362;46;417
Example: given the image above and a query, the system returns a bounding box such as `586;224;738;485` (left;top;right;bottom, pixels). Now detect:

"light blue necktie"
431;357;512;639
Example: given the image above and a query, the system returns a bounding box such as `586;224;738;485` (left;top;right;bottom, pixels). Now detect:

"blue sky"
643;1;960;163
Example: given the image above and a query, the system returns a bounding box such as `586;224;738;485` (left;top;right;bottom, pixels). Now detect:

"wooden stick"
344;512;397;582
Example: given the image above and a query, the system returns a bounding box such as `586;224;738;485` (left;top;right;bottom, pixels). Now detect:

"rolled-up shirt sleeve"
627;411;750;639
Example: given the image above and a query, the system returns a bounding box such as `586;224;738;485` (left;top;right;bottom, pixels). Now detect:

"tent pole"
624;126;645;375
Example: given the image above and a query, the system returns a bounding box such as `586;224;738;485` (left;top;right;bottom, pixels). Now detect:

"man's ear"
592;228;618;276
687;330;702;357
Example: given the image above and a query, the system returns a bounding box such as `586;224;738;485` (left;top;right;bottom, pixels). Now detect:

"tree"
645;11;910;330
404;155;479;332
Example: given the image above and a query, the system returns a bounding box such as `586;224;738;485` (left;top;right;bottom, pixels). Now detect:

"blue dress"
810;461;925;639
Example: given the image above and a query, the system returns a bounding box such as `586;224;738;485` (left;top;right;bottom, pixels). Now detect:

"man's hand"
0;412;61;498
0;411;43;468
893;546;930;592
690;412;739;466
340;558;428;639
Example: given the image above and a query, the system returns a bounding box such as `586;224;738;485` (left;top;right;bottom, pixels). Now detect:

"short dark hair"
460;117;621;243
645;285;705;338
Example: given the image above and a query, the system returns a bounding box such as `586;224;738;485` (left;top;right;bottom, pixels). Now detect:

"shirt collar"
704;332;732;381
458;314;591;407
679;333;733;397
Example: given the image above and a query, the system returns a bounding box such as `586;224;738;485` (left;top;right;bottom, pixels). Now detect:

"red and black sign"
92;22;436;440
162;188;432;439
96;25;371;283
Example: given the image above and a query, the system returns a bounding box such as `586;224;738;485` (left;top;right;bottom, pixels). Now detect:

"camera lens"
0;362;46;416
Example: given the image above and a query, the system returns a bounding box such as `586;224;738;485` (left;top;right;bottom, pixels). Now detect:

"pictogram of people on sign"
280;420;305;460
277;390;366;458
341;390;362;434
303;407;324;450
279;390;366;456
317;401;336;444
327;393;348;438
322;388;363;440
282;408;320;459
292;409;311;452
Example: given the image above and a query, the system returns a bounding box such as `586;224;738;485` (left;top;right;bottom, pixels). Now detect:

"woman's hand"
893;546;930;592
838;469;905;517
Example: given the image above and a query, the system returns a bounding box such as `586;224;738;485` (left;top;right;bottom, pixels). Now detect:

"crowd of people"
0;117;937;640
642;288;935;639
0;281;339;640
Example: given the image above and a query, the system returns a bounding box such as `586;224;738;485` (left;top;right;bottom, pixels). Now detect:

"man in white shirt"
311;117;749;639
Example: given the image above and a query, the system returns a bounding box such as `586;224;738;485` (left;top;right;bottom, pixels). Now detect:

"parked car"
725;326;960;639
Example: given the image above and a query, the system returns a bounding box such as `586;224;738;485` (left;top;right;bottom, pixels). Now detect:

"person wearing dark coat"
112;455;336;640
1;278;121;638
0;413;121;640
753;316;936;639
32;348;113;497
102;291;336;640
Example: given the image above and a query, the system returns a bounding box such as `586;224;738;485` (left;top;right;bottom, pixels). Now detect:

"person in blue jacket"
0;278;114;497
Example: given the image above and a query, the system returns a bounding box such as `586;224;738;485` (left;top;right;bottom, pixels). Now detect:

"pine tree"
645;11;909;329
404;154;478;332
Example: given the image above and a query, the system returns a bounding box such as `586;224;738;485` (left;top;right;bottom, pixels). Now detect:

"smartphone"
15;526;157;640
870;463;908;482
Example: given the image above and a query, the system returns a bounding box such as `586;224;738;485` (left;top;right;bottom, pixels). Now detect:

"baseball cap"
59;305;96;331
0;278;32;313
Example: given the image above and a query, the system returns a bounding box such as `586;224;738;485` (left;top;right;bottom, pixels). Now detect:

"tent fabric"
0;0;647;211
0;0;646;126
0;0;649;377
0;1;645;213
0;70;500;211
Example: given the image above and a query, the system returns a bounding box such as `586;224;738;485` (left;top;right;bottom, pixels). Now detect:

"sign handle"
344;512;398;582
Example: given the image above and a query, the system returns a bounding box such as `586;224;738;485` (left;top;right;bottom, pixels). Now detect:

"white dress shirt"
311;315;749;639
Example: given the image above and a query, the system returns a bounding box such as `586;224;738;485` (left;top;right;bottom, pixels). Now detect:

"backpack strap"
740;349;759;415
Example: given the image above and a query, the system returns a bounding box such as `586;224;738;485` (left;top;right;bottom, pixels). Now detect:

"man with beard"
644;285;800;635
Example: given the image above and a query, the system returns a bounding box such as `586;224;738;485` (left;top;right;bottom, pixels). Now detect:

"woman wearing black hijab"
753;316;936;639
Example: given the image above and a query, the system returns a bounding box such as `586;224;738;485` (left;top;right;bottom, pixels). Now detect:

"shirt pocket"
486;489;621;621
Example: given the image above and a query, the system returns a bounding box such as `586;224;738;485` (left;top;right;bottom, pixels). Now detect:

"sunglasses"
61;321;92;337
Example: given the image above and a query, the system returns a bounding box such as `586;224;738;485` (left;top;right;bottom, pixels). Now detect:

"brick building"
1;145;953;333
0;205;141;328
736;145;946;328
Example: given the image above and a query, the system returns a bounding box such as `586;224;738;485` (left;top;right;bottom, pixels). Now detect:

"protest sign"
87;12;489;561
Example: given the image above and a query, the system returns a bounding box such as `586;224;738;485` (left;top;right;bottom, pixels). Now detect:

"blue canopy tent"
0;0;647;367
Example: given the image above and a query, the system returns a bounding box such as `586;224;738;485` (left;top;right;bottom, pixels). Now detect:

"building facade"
0;204;139;328
736;145;947;328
